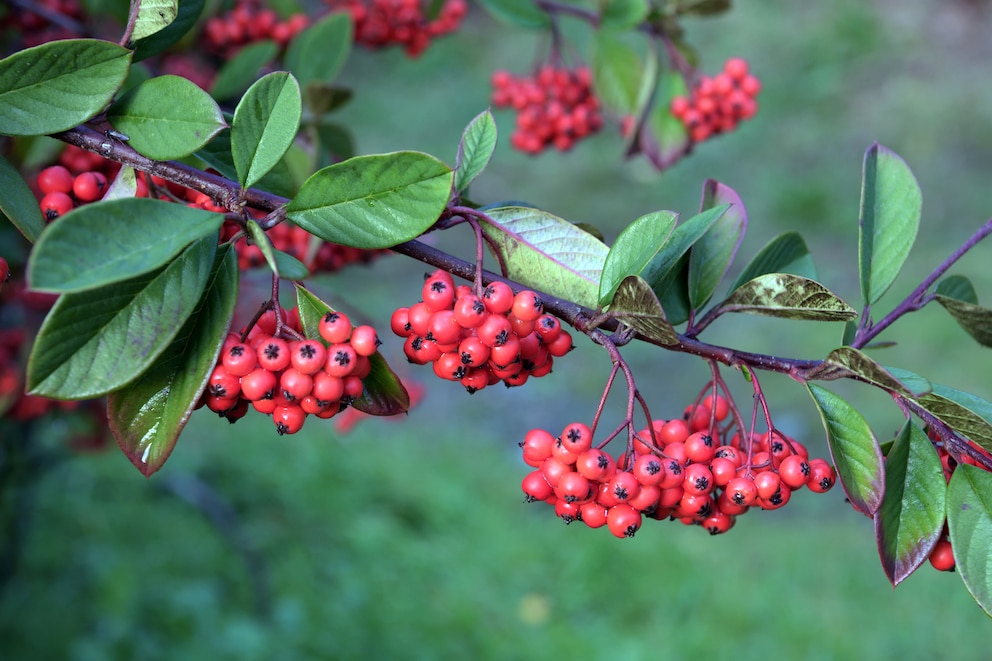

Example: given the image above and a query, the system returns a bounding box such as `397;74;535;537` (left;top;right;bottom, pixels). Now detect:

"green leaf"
27;198;224;293
947;464;992;617
882;366;933;398
454;109;498;194
808;383;885;516
0;152;45;242
132;0;178;41
655;254;692;326
935;274;977;304
689;180;747;310
643;204;727;296
728;231;818;293
294;285;409;416
479;206;609;309
598;210;678;307
934;276;992;347
103;165;139;200
26;236;217;399
477;0;551;28
231;72;301;189
599;0;649;28
606;275;679;345
915;385;992;455
284;11;353;88
273;249;310;280
210;40;279;101
107;244;238;476
874;421;947;586
591;30;646;116
133;0;205;61
286;151;453;249
107;75;227;160
858;143;923;306
717;274;857;321
639;69;691;171
806;346;929;397
0;39;132;136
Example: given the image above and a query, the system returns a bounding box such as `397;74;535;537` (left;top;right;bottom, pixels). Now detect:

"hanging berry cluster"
391;270;573;392
520;395;837;538
326;0;468;57
202;0;311;57
490;65;604;154
200;307;382;435
670;57;762;144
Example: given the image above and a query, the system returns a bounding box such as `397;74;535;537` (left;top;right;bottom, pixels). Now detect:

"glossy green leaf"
26;236;217;399
107;75;227;160
132;0;178;41
728;231;817;293
273;249;310;281
108;244;237;476
598;210;678;307
882;367;933;398
27;198;224;293
133;0;205;61
808;383;885;516
304;83;353;117
454;109;497;194
477;0;551;28
915;385;992;455
934;276;992;347
231;72;301;188
642;205;727;297
935;275;977;304
718;274;857;321
859;143;922;306
286;151;452;249
689;180;747;309
295;285;409;416
655;254;692;326
806;347;929;397
947;464;992;617
480;206;609;309
607;275;679;345
210;40;279;101
874;421;947;585
599;0;649;28
285;12;352;88
0;152;45;242
0;39;131;136
103;165;139;200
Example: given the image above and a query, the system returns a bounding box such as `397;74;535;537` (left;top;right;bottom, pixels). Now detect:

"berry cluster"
326;0;468;57
491;65;604;154
0;0;83;48
202;1;311;57
391;270;573;392
670;57;762;144
200;307;382;435
35;147;129;222
520;395;836;538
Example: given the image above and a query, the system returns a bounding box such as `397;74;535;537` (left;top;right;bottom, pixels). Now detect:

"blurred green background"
3;0;992;657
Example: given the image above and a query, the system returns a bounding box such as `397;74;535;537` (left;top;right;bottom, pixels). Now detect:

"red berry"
72;171;107;202
319;311;352;344
40;191;74;221
257;337;291;372
606;504;642;538
929;538;955;571
350;325;381;356
290;339;327;375
273;404;306;435
37;165;74;194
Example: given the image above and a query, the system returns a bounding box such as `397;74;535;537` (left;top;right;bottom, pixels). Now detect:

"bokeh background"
3;0;992;657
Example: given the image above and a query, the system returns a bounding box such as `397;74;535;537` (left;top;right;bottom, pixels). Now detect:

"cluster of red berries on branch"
35;147;127;222
490;64;604;154
326;0;468;57
390;269;573;392
199;306;383;435
520;395;836;538
670;57;762;144
202;0;311;57
0;0;83;48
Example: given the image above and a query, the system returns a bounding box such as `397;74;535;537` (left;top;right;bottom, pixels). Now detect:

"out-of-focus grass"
4;0;992;657
0;414;988;660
